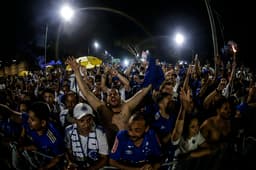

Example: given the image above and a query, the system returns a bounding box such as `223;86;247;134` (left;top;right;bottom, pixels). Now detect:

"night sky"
12;0;249;67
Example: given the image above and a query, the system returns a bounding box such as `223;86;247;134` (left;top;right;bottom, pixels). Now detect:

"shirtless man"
200;97;232;149
197;97;233;170
65;57;152;145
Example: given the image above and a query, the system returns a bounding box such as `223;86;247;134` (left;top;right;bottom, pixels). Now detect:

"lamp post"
44;4;74;66
55;4;151;60
172;32;195;61
173;32;186;59
87;41;100;55
93;41;100;52
204;0;219;72
55;4;74;60
44;24;48;66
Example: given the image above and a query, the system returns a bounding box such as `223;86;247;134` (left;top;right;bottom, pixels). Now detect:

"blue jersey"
22;113;64;157
110;129;162;166
150;111;177;162
150;111;176;138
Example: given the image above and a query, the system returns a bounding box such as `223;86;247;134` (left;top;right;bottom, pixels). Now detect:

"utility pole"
44;24;48;67
204;0;219;73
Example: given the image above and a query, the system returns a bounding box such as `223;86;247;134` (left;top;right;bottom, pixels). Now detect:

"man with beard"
150;92;176;141
0;102;64;170
66;57;152;146
109;113;162;170
149;92;178;168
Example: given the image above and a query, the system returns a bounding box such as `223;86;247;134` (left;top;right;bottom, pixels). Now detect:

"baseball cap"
73;103;94;120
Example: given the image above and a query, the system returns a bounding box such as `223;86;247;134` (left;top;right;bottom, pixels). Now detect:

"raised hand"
180;87;192;111
65;56;80;72
216;78;227;92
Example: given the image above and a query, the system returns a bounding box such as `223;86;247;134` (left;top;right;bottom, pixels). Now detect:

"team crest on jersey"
125;149;133;155
155;112;160;120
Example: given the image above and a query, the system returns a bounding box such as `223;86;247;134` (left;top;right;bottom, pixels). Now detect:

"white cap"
73;103;94;120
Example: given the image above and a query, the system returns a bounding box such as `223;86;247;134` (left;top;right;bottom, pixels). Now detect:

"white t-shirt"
65;124;109;159
172;131;205;157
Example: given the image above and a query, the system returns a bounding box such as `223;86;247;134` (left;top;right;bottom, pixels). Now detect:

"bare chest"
112;113;128;130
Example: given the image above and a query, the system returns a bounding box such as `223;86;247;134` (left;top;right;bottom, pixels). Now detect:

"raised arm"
0;104;22;123
0;104;21;116
65;57;103;111
198;74;215;98
203;79;225;110
223;61;236;98
171;88;190;142
122;84;152;116
111;68;131;91
183;64;192;91
100;65;111;93
194;54;201;78
124;62;135;78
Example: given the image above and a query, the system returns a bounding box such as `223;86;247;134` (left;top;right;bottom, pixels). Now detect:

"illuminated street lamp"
55;4;150;59
172;32;192;59
174;32;185;46
173;31;196;60
94;41;100;49
44;4;74;67
54;4;75;61
59;4;74;22
87;41;100;55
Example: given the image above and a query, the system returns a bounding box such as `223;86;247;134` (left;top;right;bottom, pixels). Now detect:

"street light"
172;32;185;59
55;4;151;60
174;32;185;47
44;4;74;68
54;4;75;61
87;41;100;55
204;0;219;72
44;24;48;66
94;41;100;49
59;4;74;22
172;31;195;60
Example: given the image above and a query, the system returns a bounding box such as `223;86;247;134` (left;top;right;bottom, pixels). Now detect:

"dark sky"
13;0;249;66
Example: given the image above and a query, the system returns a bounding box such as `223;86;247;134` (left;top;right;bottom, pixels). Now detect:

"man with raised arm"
66;57;152;146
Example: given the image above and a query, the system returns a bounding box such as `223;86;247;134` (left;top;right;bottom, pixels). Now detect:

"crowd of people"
0;41;255;170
